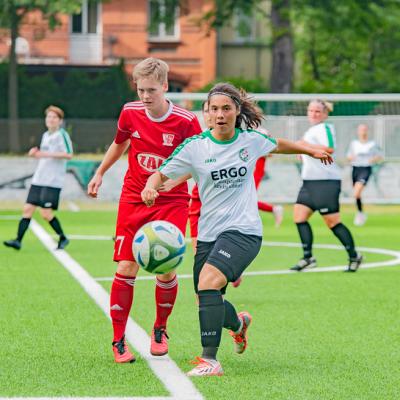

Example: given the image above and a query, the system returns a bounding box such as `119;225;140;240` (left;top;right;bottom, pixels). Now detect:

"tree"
196;0;294;93
0;0;82;152
293;0;400;93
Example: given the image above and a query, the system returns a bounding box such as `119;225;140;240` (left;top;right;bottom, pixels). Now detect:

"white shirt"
32;128;73;188
160;128;277;241
301;122;341;180
347;140;381;167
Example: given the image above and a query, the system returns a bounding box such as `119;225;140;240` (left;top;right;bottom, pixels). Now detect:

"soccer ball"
133;220;186;274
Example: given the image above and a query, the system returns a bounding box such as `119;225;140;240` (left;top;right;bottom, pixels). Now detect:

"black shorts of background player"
292;100;363;273
3;105;73;251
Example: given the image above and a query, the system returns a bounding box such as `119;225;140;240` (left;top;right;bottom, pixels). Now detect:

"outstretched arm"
272;138;333;164
158;173;192;192
141;171;169;206
28;147;73;160
87;140;130;198
296;139;334;153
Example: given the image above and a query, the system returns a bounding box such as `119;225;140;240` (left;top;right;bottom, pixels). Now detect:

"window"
72;0;100;34
234;13;256;42
148;0;179;42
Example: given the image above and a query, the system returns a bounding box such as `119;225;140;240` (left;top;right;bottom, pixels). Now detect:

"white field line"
29;220;203;400
0;215;20;220
94;241;400;282
4;398;169;400
67;201;80;212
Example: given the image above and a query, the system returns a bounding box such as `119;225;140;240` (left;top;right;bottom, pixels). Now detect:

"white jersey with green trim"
160;128;277;241
301;122;341;180
347;139;381;167
31;128;73;188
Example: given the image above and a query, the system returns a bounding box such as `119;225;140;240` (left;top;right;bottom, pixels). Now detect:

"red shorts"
114;201;189;262
188;185;201;238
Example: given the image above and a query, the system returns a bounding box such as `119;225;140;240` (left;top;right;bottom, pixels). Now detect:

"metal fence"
1;115;400;160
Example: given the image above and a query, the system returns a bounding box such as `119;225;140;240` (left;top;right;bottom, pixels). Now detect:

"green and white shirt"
31;128;73;188
160;128;277;241
301;122;341;180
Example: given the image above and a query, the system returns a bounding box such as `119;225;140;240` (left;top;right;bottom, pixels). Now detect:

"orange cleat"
150;327;169;356
187;356;224;377
112;335;136;363
229;311;252;354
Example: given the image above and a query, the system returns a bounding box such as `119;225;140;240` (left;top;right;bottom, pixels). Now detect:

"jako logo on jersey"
162;133;175;146
211;166;248;180
218;249;231;258
137;153;166;172
205;158;216;164
239;148;249;162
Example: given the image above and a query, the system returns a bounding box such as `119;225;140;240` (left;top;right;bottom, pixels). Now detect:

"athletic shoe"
3;239;21;250
354;212;367;226
272;205;284;227
57;237;69;250
187;356;224;377
231;276;242;288
290;257;317;271
150;327;169;356
229;311;252;354
345;253;363;273
112;335;136;363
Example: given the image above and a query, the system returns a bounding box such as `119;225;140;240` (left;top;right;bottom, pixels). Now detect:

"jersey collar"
145;99;173;122
206;128;240;144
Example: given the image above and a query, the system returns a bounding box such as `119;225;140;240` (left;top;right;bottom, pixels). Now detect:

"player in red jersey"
87;58;202;363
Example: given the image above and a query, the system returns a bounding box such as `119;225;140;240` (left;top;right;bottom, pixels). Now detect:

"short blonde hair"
311;99;334;113
132;57;169;84
45;105;64;119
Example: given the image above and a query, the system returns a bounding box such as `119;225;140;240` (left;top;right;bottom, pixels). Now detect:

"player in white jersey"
4;106;73;251
347;124;382;226
291;100;363;273
141;83;332;377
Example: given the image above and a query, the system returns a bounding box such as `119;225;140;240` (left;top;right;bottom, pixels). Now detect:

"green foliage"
0;0;82;30
199;76;269;93
293;0;400;93
0;61;135;118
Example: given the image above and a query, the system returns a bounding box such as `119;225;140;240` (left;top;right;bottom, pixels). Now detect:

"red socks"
154;275;178;328
110;273;136;342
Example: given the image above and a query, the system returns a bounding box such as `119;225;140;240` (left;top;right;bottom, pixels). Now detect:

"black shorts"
193;230;262;294
26;184;61;210
352;166;372;185
296;180;341;215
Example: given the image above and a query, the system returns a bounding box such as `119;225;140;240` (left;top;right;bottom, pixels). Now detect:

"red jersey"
115;100;202;203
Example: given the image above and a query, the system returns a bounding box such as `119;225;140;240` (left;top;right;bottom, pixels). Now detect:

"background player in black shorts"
347;124;383;226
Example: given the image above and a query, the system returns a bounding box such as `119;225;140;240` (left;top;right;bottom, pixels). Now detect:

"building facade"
0;0;217;91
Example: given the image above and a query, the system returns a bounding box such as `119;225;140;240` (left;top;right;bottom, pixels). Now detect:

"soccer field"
1;206;399;400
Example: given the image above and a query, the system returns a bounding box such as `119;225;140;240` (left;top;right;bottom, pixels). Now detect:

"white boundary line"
29;220;203;400
0;215;20;220
91;241;400;282
6;398;169;400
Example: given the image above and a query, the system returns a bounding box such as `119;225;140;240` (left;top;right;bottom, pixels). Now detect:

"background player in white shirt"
4;105;73;251
292;100;363;272
347;124;382;226
142;82;332;377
